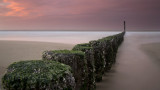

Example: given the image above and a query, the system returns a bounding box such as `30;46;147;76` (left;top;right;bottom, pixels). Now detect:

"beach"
0;31;122;89
0;31;160;90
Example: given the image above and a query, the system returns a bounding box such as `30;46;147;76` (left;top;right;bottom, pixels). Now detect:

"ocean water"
0;31;121;44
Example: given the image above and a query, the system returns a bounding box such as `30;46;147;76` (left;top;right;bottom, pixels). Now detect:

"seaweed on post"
89;40;106;82
2;60;75;90
72;43;96;90
42;50;88;90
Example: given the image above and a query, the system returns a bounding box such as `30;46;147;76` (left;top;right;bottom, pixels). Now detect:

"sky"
0;0;160;31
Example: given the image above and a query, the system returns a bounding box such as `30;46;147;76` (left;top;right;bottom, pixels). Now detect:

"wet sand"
0;40;74;89
141;43;160;61
96;32;160;90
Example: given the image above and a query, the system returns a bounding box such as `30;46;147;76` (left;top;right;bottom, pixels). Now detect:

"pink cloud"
0;0;114;17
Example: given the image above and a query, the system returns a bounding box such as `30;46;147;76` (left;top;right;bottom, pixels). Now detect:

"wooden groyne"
2;31;125;90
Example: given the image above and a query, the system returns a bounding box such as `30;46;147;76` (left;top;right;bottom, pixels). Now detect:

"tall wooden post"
124;21;126;32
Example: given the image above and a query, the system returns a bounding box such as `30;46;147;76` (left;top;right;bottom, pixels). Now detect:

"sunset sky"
0;0;160;31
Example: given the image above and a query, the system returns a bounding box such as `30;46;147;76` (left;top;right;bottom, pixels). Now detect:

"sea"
0;31;121;44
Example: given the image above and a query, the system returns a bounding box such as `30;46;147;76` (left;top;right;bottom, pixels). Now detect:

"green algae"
2;60;75;90
52;50;85;56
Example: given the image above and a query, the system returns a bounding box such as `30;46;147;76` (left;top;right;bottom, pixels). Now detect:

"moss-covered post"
2;60;75;90
110;37;119;63
42;50;88;90
96;36;115;72
102;41;114;71
89;41;105;82
72;43;96;90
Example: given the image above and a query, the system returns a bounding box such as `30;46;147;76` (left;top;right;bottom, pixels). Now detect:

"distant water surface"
0;31;121;44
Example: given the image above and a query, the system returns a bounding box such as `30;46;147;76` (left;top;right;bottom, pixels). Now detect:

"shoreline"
0;40;75;46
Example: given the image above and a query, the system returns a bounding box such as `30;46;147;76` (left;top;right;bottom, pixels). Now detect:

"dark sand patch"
140;43;160;61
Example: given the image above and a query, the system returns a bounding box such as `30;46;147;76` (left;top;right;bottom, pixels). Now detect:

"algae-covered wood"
2;60;75;90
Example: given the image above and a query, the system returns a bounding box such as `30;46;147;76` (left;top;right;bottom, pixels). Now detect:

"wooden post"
124;21;126;32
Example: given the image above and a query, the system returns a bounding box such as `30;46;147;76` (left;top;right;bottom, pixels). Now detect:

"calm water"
97;31;160;90
0;31;120;44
